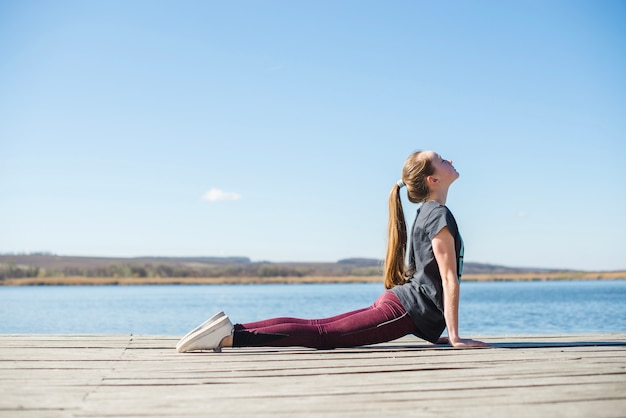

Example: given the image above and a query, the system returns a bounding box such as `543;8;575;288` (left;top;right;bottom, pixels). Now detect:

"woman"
176;150;488;352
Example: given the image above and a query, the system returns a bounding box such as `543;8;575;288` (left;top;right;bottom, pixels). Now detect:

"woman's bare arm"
432;227;489;348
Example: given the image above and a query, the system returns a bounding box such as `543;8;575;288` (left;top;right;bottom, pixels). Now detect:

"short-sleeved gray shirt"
391;201;464;343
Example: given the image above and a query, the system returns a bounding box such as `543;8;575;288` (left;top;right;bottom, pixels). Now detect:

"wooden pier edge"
0;333;625;417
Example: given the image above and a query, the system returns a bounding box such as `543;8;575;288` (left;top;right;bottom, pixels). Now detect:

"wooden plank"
0;334;624;418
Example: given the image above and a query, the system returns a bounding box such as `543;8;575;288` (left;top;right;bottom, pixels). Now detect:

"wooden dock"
1;334;624;417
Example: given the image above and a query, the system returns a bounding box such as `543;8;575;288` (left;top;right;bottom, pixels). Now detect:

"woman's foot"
176;311;225;351
176;314;234;353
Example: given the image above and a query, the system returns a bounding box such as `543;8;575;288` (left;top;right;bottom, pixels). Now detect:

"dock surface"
1;334;625;417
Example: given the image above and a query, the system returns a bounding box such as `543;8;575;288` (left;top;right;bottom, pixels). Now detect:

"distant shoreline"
2;271;625;286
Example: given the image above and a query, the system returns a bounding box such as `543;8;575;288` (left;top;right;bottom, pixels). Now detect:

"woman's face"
427;151;459;184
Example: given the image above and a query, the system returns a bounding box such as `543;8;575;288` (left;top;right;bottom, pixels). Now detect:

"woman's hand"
436;336;490;348
449;337;490;349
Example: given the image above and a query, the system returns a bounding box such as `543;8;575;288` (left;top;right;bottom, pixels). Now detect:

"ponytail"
383;150;435;289
384;183;407;289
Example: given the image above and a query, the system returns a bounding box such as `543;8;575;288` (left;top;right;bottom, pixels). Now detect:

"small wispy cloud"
516;211;528;219
202;188;242;202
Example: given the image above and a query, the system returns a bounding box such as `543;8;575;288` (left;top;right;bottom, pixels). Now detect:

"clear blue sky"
1;1;625;271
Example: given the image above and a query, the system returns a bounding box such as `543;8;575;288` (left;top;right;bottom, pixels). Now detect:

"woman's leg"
232;291;415;349
235;307;370;330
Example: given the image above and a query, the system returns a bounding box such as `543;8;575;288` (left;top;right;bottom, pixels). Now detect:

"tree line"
0;261;382;280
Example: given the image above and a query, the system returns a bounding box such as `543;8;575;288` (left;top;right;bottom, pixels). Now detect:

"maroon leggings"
232;291;416;349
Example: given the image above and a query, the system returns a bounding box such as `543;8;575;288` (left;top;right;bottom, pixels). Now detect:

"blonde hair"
384;151;435;289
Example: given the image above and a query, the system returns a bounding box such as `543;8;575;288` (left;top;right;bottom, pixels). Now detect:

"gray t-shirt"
391;201;464;343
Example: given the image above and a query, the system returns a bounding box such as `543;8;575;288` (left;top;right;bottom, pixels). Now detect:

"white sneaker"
176;311;225;351
176;315;234;353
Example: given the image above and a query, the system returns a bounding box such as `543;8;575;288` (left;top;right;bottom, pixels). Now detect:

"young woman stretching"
176;150;489;352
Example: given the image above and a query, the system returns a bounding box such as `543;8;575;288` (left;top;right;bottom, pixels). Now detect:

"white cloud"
202;188;242;202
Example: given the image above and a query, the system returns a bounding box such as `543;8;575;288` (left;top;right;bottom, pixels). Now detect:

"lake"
1;280;625;336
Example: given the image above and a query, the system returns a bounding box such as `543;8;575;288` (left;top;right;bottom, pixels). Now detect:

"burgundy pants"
232;291;416;349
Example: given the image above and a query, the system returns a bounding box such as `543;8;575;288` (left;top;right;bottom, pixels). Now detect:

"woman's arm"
432;227;489;348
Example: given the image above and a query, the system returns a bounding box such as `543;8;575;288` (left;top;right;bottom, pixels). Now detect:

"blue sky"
1;1;624;271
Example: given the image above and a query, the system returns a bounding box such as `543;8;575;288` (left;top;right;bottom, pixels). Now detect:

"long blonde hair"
384;151;435;289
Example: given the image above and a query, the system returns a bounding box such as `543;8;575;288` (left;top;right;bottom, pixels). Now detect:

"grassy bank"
2;270;625;285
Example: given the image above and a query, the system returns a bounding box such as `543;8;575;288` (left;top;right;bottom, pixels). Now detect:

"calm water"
1;280;625;336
